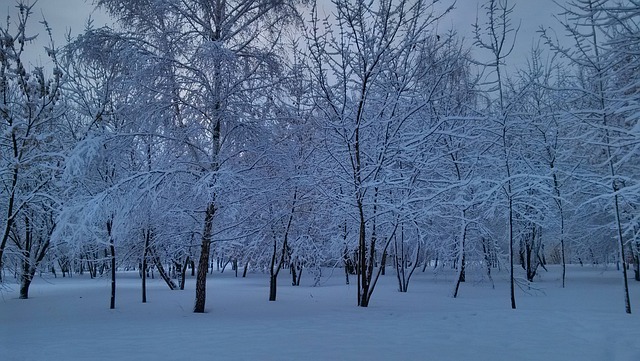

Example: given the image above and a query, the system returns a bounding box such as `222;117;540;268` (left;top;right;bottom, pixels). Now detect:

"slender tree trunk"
107;220;116;310
142;229;150;303
357;206;369;307
269;234;287;301
242;260;249;278
508;198;516;309
296;266;303;286
234;259;238;277
152;250;177;290
194;203;215;313
558;199;566;288
179;257;189;290
290;259;298;286
482;238;495;288
395;237;402;292
634;255;639;282
19;217;32;299
613;191;631;314
453;210;468;298
343;243;350;285
269;191;296;301
452;251;466;298
402;243;421;293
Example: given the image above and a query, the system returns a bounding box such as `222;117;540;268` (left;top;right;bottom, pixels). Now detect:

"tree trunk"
452;252;466;298
453;215;467;298
233;259;238;277
612;191;631;314
269;274;277;302
357;201;369;307
268;233;287;301
19;276;33;299
194;203;215;313
17;216;53;299
19;256;32;299
142;229;150;303
179;257;189;290
108;220;116;310
343;244;351;285
242;260;249;278
268;193;296;301
296;266;303;286
152;251;177;290
560;209;566;288
482;238;495;289
291;259;298;286
87;253;96;279
508;198;516;309
220;258;231;273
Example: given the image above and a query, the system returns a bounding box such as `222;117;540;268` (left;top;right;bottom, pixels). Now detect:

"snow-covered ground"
1;265;639;361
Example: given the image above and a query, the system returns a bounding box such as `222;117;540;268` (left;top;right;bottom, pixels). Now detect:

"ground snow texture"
1;265;639;361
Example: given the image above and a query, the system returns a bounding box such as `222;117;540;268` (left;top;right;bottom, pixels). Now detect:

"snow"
1;266;639;361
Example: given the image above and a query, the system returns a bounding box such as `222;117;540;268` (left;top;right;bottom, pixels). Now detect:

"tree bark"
19;253;32;299
194;203;215;313
357;207;369;307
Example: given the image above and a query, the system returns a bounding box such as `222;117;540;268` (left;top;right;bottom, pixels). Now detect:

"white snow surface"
1;265;639;361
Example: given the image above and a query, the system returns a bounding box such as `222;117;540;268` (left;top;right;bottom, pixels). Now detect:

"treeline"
1;0;638;313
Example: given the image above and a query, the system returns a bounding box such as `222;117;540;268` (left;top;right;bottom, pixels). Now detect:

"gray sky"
0;0;110;67
1;0;567;73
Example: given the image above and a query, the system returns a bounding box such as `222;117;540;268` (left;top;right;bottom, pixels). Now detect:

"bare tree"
543;0;634;314
307;0;453;306
473;0;522;309
0;2;65;298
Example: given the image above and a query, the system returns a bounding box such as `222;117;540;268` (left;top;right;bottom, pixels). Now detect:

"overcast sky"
1;0;567;74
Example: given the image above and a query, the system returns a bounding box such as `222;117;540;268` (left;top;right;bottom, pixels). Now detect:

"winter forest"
1;0;640;358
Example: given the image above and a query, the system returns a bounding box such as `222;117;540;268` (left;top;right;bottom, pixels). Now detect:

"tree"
600;0;640;283
0;1;65;298
307;0;454;306
543;0;635;314
473;0;521;309
91;0;303;313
